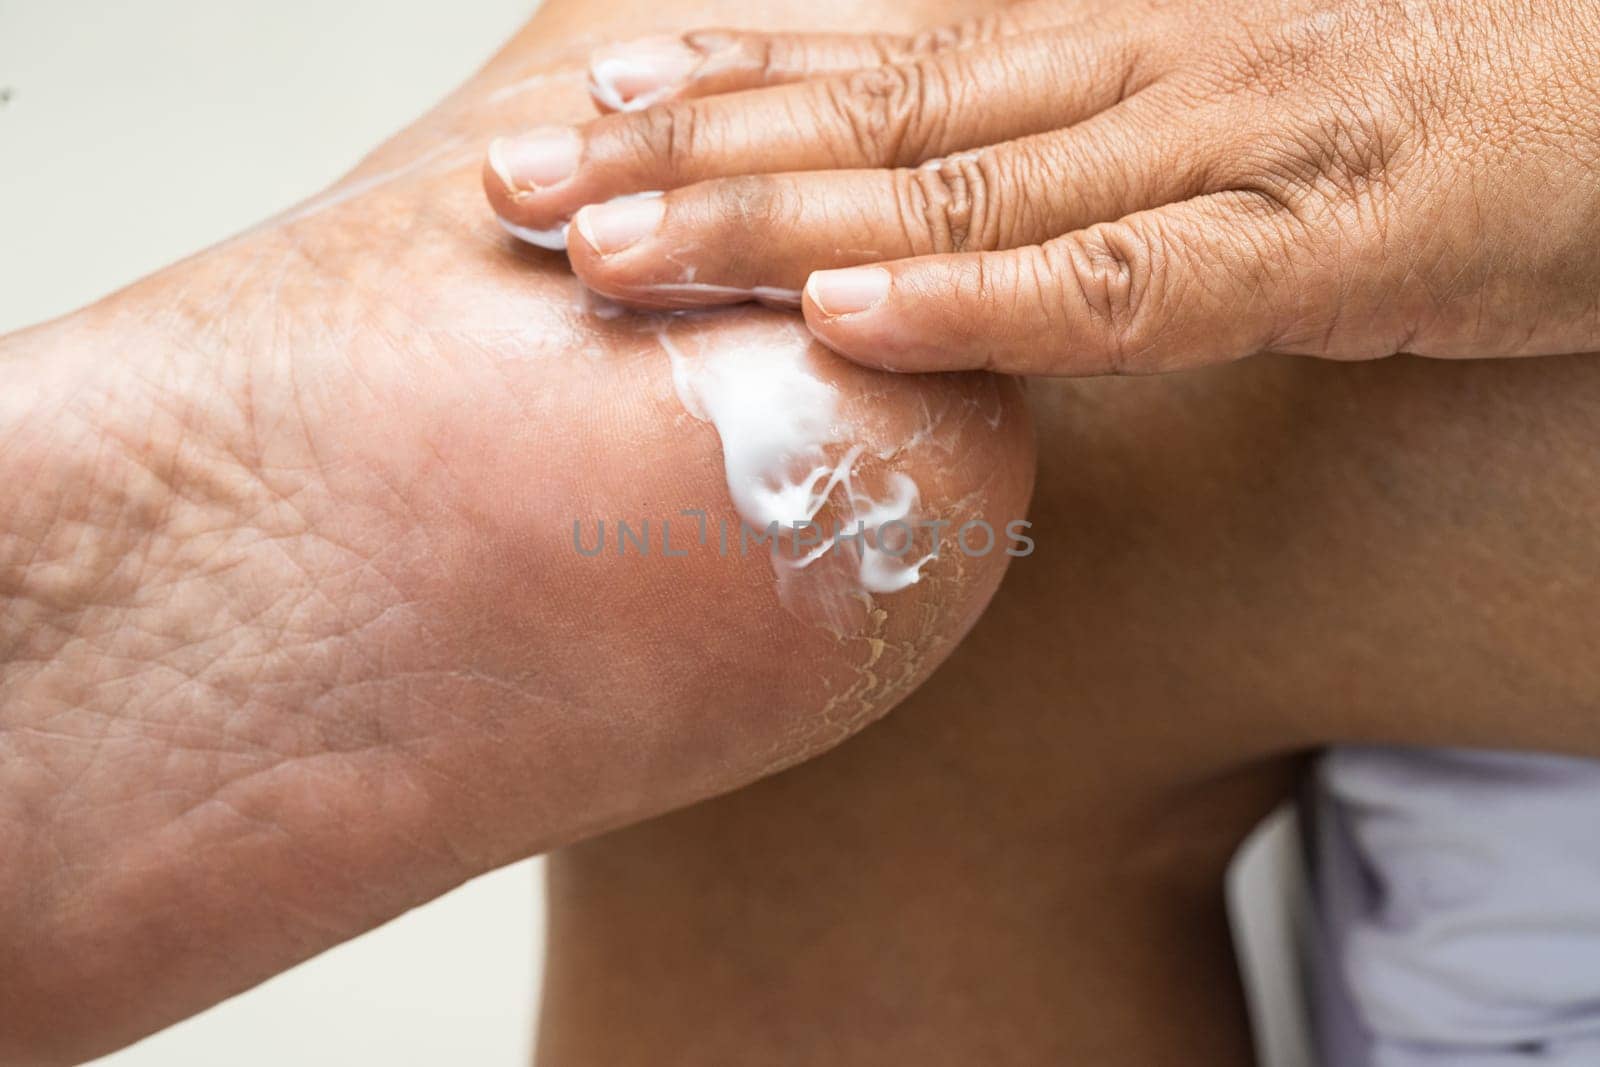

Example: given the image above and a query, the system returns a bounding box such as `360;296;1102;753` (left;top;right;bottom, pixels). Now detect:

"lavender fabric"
1307;746;1600;1066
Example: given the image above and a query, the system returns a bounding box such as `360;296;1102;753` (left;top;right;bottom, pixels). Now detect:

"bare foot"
0;2;1032;1061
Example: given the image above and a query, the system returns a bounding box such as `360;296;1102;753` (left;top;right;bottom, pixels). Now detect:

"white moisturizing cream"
621;281;803;307
587;59;678;114
586;35;747;114
502;191;668;253
653;315;934;625
498;215;571;251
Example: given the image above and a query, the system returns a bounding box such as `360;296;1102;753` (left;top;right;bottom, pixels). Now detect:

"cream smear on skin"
498;216;572;250
500;219;942;625
654;316;934;623
587;61;678;114
497;190;667;253
266;123;951;624
587;37;749;114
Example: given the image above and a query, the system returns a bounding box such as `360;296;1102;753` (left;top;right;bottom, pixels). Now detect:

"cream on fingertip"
588;36;704;112
497;215;570;251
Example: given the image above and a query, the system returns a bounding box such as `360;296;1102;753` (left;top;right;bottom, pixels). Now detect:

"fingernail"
575;196;664;255
807;267;891;317
589;36;704;111
489;127;581;193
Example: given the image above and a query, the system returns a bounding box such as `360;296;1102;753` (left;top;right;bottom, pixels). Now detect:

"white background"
0;2;1311;1063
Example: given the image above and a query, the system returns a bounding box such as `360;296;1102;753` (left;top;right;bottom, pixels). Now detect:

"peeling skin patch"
864;637;886;667
772;593;949;770
754;602;919;775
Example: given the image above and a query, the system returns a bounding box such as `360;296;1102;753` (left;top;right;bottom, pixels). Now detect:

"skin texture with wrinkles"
541;306;1600;1060
6;1;1600;1064
489;0;1600;376
517;1;1600;1064
0;2;1030;1061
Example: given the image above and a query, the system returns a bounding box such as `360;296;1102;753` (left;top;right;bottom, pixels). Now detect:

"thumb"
802;192;1310;376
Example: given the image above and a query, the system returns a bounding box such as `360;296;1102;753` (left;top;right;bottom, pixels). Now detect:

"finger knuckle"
749;36;786;83
824;62;945;164
904;13;1008;58
1308;96;1411;191
1051;222;1168;373
1191;11;1418;205
1238;95;1411;217
628;101;704;177
682;30;794;90
893;153;1000;254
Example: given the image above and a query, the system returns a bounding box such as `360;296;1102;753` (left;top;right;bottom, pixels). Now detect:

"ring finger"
566;90;1217;309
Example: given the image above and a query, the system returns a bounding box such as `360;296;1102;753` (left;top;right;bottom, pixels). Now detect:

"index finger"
485;24;1147;239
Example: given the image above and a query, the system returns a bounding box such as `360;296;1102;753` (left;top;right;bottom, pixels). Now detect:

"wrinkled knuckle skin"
826;63;942;166
1306;90;1411;189
1053;223;1162;373
894;154;998;255
1192;9;1419;208
1230;98;1411;223
627;101;703;177
905;13;1009;59
748;36;785;83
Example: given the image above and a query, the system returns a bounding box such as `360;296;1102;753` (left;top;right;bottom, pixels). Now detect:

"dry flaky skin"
0;2;1032;1062
539;349;1600;1065
14;1;1600;1064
